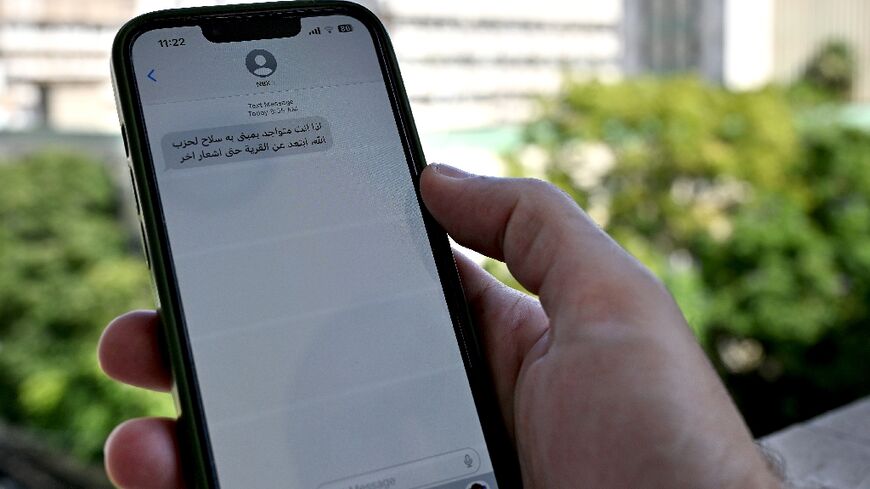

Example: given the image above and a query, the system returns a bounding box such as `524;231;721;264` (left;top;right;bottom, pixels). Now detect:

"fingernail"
431;163;474;179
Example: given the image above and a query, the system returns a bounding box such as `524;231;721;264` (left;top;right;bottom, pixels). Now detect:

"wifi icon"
308;27;321;35
324;26;333;34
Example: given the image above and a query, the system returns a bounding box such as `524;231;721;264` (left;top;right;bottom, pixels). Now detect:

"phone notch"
200;14;302;43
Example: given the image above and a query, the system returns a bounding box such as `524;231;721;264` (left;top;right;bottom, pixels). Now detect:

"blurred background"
1;0;869;486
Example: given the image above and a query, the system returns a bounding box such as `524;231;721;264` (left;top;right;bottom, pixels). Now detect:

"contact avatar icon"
246;49;277;77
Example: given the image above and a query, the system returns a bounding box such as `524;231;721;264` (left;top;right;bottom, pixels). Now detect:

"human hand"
419;165;780;488
98;164;779;488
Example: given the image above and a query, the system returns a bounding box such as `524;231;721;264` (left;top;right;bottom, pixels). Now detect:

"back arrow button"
147;69;157;82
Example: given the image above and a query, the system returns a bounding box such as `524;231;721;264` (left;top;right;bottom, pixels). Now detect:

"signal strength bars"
308;26;335;35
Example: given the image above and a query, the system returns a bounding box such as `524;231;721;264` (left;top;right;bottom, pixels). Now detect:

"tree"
802;40;856;101
0;152;171;462
502;76;870;435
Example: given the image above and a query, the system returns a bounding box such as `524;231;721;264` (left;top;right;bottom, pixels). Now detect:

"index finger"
420;164;668;332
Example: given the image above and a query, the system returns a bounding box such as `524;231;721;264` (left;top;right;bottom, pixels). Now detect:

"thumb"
420;164;666;331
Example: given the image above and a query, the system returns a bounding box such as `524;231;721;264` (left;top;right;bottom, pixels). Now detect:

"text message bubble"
162;116;333;170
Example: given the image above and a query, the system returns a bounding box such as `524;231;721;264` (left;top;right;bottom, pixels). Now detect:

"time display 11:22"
158;38;186;47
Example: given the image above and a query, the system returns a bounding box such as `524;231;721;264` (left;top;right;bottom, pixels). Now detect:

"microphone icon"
463;454;474;468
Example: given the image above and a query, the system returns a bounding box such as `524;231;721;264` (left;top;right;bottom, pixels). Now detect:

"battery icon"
338;24;353;33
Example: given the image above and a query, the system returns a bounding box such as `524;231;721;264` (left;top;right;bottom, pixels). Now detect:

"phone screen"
129;12;499;489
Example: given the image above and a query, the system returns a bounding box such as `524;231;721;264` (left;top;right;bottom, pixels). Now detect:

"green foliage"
0;152;172;462
801;40;856;101
504;76;870;435
788;41;857;107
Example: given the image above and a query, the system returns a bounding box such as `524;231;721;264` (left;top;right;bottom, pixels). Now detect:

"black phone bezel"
111;2;521;487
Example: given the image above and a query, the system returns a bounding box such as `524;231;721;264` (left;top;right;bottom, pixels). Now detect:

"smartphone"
111;2;519;488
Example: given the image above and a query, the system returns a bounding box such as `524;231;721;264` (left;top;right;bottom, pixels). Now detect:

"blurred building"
0;0;868;135
380;1;622;133
769;0;870;100
624;0;870;99
0;0;133;131
0;0;622;134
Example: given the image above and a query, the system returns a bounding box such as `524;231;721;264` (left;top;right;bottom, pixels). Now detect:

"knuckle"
518;177;562;198
502;199;546;261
